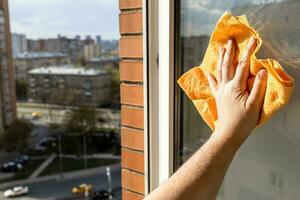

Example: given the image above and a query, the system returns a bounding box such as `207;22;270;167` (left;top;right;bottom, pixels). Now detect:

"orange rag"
177;12;294;131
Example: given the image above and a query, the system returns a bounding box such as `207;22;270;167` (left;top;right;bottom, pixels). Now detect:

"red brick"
122;189;144;200
121;127;144;151
120;36;143;58
120;12;143;34
122;149;144;173
121;106;144;129
119;61;143;82
119;0;142;10
122;169;145;194
121;84;143;106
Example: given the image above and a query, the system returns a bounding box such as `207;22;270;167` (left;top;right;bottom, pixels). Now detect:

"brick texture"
119;12;143;34
122;190;144;200
121;127;144;151
122;169;145;194
121;84;143;106
119;0;145;198
120;36;143;58
119;0;142;10
121;106;144;129
122;149;144;173
119;60;143;82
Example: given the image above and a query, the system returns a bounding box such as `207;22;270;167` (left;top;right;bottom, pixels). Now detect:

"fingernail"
259;70;267;80
250;36;256;45
228;38;233;45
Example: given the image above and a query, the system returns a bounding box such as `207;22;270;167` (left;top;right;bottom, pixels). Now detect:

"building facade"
0;0;17;129
14;52;71;81
27;65;111;107
84;44;102;61
12;33;27;55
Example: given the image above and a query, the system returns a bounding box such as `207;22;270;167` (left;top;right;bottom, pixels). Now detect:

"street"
0;165;121;200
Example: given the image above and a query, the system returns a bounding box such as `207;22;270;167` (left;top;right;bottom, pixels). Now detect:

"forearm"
145;129;244;200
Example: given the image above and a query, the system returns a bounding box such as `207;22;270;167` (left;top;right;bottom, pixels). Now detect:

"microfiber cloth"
177;12;294;131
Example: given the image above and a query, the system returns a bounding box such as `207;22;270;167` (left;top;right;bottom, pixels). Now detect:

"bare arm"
145;37;267;200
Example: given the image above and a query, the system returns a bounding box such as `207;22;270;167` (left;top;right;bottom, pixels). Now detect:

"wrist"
211;127;248;151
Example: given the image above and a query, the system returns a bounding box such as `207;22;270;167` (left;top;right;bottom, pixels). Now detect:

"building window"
175;0;300;199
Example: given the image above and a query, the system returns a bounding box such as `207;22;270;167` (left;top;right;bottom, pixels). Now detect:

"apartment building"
14;52;71;81
119;0;300;199
27;65;111;107
84;44;102;61
0;0;16;129
12;33;27;55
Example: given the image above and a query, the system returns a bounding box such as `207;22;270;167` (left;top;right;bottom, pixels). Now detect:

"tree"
15;80;28;100
0;119;33;153
109;68;120;105
64;107;96;133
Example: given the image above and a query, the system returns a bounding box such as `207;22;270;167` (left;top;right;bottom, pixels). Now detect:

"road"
0;165;121;200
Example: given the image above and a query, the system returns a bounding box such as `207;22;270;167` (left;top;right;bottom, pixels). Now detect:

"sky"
9;0;119;40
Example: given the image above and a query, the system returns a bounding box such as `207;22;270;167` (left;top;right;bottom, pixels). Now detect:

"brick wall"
119;0;145;199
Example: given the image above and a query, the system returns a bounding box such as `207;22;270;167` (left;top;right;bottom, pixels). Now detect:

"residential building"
12;33;27;55
27;65;111;107
0;0;17;129
119;0;300;200
13;52;71;81
84;44;101;61
87;56;119;69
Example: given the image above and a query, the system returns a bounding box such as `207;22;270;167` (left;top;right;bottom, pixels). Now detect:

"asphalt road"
0;166;121;200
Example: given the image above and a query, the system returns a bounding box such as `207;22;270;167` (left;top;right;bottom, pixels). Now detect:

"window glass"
176;0;300;199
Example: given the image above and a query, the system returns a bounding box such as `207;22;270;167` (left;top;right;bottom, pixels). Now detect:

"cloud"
9;0;119;40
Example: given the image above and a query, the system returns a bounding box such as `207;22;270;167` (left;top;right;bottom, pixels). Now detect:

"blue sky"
9;0;119;40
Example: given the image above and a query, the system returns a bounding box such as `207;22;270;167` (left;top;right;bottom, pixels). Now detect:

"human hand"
207;37;267;145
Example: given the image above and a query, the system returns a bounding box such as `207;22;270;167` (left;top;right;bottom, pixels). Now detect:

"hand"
207;37;267;145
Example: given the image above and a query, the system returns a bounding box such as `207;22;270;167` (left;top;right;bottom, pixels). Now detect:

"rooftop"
14;52;69;59
28;65;108;76
89;56;119;62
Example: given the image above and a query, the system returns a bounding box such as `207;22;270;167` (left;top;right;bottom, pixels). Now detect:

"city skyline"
9;0;119;40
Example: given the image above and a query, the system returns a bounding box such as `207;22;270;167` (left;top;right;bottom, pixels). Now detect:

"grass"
0;159;45;183
40;158;119;176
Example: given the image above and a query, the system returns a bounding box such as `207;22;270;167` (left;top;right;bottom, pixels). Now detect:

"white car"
4;186;29;198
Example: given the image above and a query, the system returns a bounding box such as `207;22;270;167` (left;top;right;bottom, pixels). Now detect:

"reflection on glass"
177;0;300;199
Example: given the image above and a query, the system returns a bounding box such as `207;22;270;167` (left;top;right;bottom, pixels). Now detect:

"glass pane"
176;0;300;199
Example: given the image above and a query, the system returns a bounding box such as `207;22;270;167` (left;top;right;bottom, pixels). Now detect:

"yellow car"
72;183;93;194
32;112;43;119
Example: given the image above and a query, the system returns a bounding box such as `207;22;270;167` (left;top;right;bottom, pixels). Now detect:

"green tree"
15;80;28;100
109;68;120;104
0;119;33;153
64;107;96;133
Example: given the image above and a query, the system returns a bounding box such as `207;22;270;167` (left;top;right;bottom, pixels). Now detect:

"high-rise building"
96;35;102;45
12;33;27;55
0;0;16;129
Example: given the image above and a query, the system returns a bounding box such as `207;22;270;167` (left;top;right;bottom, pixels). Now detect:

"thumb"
246;69;267;110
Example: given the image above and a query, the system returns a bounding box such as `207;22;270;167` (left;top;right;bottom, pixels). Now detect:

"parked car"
72;183;93;194
13;155;29;165
1;162;22;172
92;190;115;200
4;186;29;198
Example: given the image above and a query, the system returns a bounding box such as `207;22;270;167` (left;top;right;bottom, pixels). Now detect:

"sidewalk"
28;154;56;180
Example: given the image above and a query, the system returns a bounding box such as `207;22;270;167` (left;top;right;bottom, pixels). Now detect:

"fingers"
234;37;257;88
222;38;236;83
207;73;218;97
217;47;225;84
247;70;267;110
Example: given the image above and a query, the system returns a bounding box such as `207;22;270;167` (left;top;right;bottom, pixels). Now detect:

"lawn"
40;158;119;176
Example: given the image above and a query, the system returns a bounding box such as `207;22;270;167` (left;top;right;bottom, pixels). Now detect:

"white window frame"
144;0;176;193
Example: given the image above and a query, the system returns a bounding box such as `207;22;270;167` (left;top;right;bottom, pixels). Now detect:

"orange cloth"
177;12;294;131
